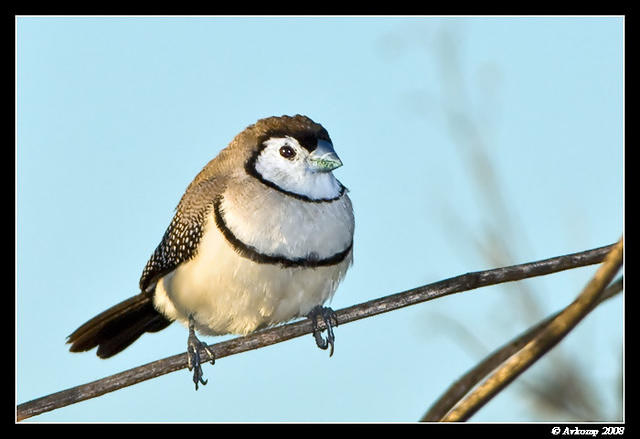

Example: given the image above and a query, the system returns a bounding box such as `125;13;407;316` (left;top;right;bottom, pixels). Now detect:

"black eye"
279;145;296;159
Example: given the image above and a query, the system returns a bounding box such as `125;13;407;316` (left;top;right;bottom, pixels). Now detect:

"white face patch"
254;136;342;200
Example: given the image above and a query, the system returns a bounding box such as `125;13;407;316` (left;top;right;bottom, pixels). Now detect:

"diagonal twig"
17;242;616;421
438;238;623;422
421;275;623;421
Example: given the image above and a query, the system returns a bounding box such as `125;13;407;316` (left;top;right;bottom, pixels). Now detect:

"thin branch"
421;275;623;421
439;238;623;422
17;242;616;421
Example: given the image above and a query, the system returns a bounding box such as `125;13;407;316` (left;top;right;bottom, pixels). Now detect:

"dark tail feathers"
67;294;172;358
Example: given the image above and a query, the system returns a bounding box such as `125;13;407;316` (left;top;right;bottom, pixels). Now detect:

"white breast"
219;188;353;260
152;184;354;336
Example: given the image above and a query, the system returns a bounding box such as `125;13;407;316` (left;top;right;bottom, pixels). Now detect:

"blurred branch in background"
422;274;623;421
382;21;623;421
439;239;622;422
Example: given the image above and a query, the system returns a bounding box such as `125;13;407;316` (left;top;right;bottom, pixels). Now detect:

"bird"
67;114;355;389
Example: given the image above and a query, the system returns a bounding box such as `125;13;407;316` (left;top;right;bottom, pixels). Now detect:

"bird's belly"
153;212;351;336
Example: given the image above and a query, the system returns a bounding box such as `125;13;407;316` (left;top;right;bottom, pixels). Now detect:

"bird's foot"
187;315;215;391
307;306;339;357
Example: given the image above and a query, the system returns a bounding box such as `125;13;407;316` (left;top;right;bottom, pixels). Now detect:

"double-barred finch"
67;115;355;388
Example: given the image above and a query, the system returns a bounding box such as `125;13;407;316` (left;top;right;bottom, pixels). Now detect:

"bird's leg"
187;314;215;390
307;305;339;357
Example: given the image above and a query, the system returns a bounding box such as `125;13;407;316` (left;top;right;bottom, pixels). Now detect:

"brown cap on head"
246;114;332;153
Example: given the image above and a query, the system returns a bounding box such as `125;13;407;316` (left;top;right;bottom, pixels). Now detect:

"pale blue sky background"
16;16;623;422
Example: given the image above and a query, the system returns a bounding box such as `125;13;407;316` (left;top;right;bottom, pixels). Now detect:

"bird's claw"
187;316;215;391
307;306;339;357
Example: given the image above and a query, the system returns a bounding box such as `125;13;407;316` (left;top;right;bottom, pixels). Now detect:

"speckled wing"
139;176;226;293
68;177;223;359
68;157;232;358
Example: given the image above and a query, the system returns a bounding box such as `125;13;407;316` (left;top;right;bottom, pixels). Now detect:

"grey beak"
308;140;343;172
